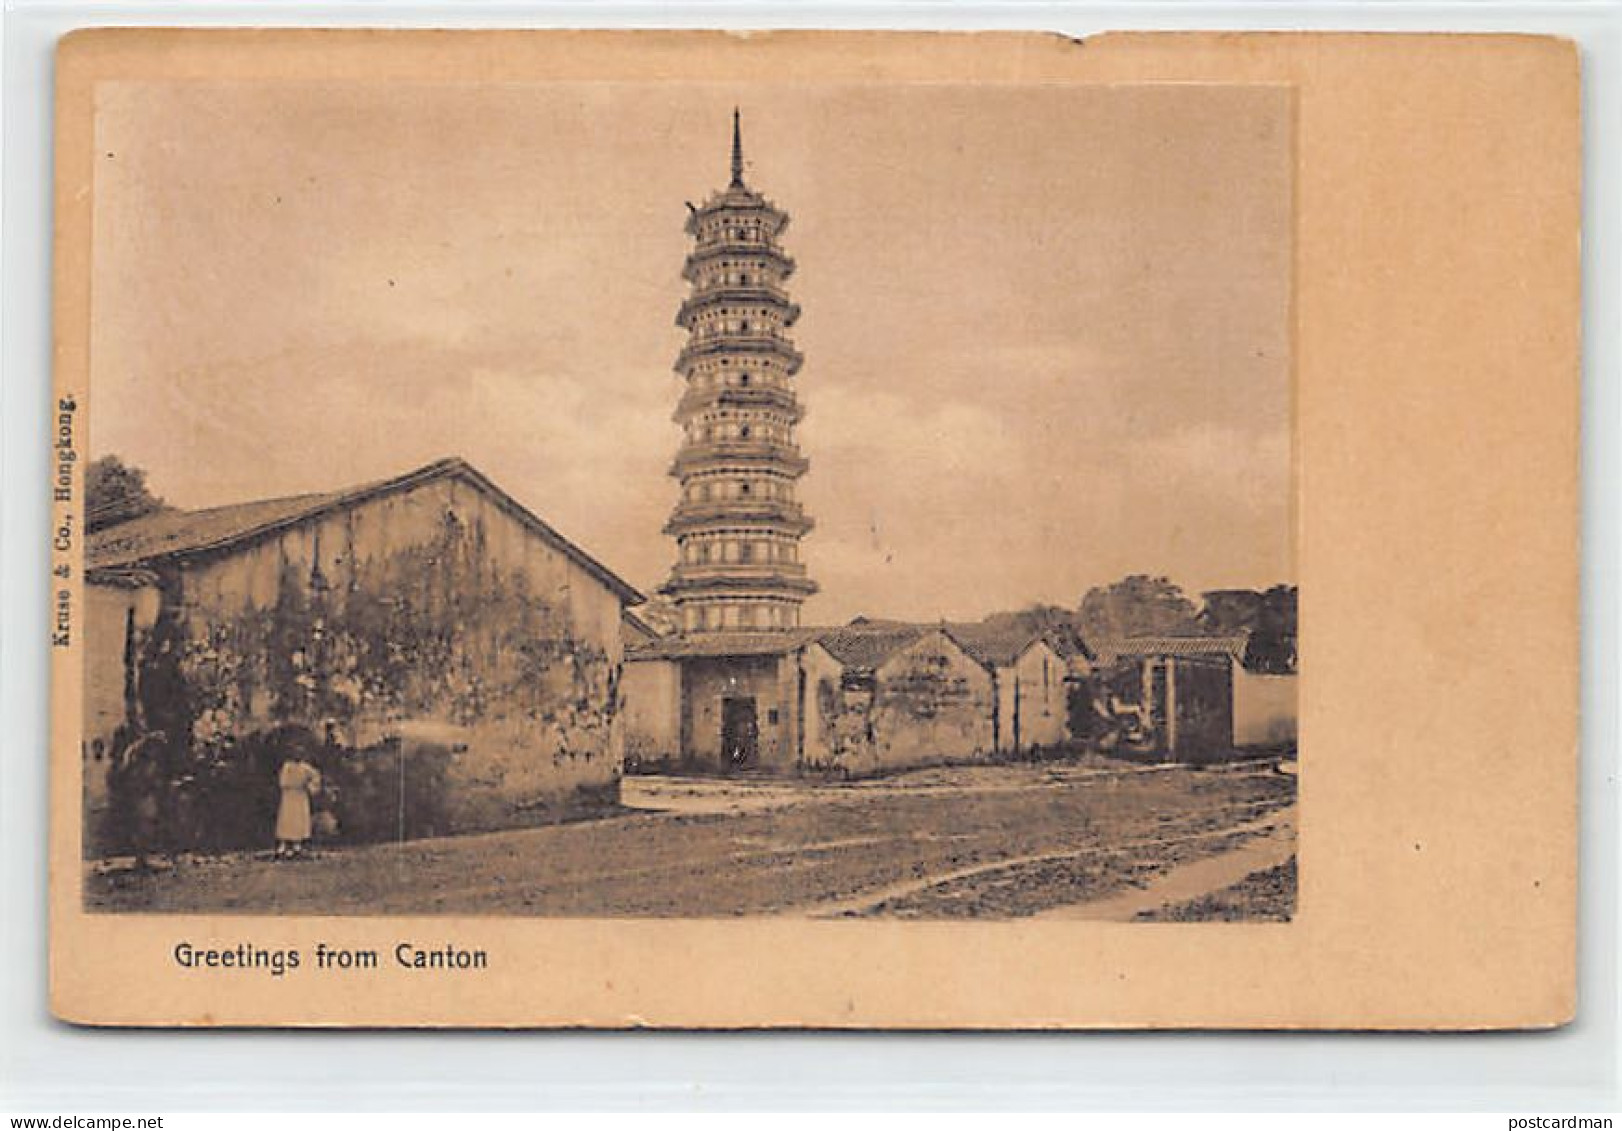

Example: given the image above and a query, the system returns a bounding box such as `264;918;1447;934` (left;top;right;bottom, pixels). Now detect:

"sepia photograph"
72;76;1299;922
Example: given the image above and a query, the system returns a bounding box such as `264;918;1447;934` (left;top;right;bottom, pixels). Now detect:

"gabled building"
84;457;643;853
620;114;1095;780
947;623;1071;754
1087;634;1297;757
621;630;842;772
813;623;997;775
622;111;844;774
624;621;1015;778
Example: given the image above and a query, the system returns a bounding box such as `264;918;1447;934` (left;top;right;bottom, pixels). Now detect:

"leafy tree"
981;604;1075;635
1197;589;1266;636
86;455;165;532
1247;584;1298;673
1196;584;1298;672
1077;575;1200;639
980;604;1087;656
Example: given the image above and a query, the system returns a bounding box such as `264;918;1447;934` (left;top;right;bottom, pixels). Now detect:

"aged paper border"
49;28;1579;1029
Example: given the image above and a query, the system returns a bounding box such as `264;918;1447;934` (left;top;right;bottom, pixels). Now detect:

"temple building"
621;113;1081;775
624;111;826;771
660;109;817;634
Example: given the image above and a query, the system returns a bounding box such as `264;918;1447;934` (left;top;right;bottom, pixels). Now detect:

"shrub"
102;724;457;856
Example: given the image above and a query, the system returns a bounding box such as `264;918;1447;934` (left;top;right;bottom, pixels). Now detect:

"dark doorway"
721;697;759;770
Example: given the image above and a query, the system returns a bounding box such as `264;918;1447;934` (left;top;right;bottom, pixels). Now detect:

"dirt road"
86;760;1297;919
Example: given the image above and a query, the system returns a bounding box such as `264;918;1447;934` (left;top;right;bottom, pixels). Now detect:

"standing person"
274;747;322;860
109;730;171;871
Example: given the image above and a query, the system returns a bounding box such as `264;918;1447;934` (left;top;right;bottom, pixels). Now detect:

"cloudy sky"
90;80;1293;623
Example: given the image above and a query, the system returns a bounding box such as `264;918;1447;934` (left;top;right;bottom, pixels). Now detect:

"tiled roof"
817;624;932;671
823;620;1074;671
1043;630;1095;662
628;619;1092;672
626;628;827;661
88;491;347;572
945;623;1050;668
1087;635;1248;666
84;457;644;604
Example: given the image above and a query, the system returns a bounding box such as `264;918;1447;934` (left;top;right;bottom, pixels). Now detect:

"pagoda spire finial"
730;107;744;188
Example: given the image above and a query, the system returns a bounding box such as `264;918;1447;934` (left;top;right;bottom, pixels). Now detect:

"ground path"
1034;806;1296;920
87;760;1297;920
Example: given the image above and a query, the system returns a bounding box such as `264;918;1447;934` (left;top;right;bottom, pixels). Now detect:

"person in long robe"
274;754;322;860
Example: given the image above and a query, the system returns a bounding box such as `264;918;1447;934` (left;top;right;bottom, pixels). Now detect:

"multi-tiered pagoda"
661;111;816;634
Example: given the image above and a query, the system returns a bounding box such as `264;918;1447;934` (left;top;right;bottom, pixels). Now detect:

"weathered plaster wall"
871;634;994;768
84;582;161;849
1234;670;1298;747
771;649;810;771
798;643;844;768
623;657;682;767
1006;642;1068;751
811;631;996;776
93;476;628;836
85;583;160;770
679;654;789;770
1167;656;1233;761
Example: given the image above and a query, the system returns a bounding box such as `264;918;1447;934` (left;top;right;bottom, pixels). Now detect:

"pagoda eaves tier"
660;112;817;634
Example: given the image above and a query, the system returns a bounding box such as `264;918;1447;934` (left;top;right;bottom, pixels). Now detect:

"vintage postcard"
49;30;1578;1028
